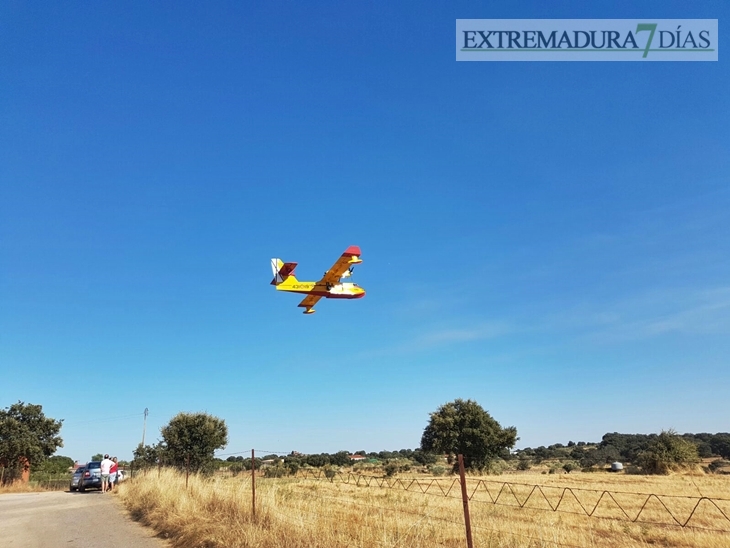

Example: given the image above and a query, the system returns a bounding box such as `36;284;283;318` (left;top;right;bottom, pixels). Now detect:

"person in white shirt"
100;454;114;493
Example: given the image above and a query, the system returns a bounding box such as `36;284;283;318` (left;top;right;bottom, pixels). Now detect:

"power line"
62;412;145;426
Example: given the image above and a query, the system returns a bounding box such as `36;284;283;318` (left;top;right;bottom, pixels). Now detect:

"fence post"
251;449;256;520
185;454;190;489
458;454;474;548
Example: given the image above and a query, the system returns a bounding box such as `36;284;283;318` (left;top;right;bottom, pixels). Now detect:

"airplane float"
270;246;365;314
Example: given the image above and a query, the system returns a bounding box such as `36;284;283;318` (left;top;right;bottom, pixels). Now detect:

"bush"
708;460;730;473
353;461;377;473
637;430;699;474
430;465;446;476
413;451;439;465
516;458;531;471
486;458;508;475
384;462;399;477
286;461;300;476
263;465;286;478
562;462;578;474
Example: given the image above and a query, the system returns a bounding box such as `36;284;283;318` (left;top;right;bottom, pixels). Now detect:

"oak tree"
420;399;517;470
0;402;63;483
159;412;228;473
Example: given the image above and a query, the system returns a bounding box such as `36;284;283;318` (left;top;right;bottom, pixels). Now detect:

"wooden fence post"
251;449;256;520
185;454;190;489
458;454;474;548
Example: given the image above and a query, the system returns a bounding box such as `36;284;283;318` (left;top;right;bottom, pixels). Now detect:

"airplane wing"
319;246;363;285
298;294;321;314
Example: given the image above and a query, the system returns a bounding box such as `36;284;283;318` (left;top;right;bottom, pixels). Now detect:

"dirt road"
0;490;169;548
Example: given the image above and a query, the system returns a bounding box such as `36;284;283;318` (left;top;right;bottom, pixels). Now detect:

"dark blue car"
78;461;102;492
69;466;85;491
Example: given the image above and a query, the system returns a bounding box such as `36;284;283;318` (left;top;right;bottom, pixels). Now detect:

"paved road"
0;490;169;548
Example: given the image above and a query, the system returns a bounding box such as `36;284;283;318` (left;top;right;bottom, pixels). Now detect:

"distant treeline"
516;432;730;468
224;449;440;469
216;434;730;472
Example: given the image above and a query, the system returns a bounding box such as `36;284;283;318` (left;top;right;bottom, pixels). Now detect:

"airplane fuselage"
275;281;366;299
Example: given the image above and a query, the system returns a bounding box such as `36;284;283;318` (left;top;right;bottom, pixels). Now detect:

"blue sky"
1;1;728;463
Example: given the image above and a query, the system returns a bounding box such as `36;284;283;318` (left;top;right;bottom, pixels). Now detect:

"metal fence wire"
291;468;730;533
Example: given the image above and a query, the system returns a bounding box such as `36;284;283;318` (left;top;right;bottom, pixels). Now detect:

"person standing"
100;454;114;493
109;457;119;491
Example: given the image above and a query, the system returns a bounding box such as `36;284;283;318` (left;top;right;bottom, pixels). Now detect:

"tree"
304;453;329;467
91;453;104;461
637;430;699;474
36;455;74;475
600;433;653;462
696;441;713;458
420;399;517;470
0;402;63;483
412;449;439;465
331;451;352;467
132;443;161;468
159;412;227;473
710;434;730;459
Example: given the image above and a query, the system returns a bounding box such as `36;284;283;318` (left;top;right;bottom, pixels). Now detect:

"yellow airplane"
270;246;365;314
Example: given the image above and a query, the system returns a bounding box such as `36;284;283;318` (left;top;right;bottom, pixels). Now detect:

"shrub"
263;465;286;478
708;460;730;473
384;462;399;477
286;461;300;476
562;462;578;474
637;430;699;474
431;465;446;476
486;458;508;475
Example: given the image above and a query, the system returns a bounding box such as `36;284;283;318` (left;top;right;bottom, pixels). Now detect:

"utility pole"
142;408;149;446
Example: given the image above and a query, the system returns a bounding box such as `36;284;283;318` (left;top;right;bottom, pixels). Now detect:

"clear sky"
1;1;728;464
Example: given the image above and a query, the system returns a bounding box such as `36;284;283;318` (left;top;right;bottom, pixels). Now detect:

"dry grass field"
0;482;41;494
118;468;730;548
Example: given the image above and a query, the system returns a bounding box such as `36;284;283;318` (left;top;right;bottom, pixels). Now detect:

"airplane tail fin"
270;259;298;286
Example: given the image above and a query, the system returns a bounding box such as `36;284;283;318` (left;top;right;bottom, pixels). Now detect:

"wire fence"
123;451;730;548
0;470;70;491
288;467;730;533
210;450;730;539
29;476;70;491
271;485;591;548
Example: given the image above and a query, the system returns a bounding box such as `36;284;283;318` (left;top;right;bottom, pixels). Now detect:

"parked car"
78;461;102;492
69;467;86;492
